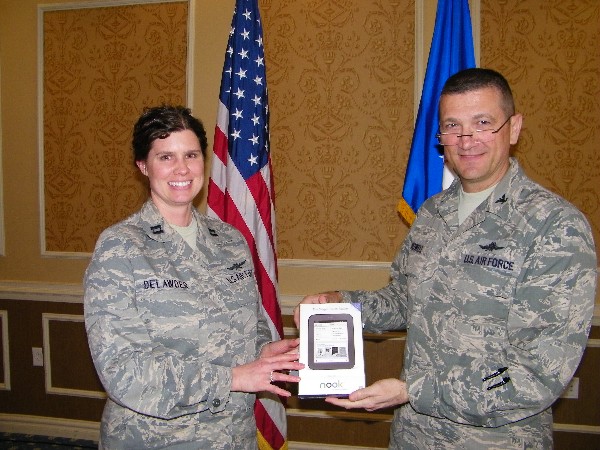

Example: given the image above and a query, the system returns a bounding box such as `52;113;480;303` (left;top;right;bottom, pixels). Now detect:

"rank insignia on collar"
150;224;164;234
208;227;218;237
410;242;423;254
495;194;508;204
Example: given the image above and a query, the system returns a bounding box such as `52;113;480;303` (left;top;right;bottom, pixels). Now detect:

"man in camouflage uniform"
85;105;301;449
296;68;597;449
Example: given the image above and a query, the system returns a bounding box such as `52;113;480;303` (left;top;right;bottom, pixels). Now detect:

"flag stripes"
207;0;286;447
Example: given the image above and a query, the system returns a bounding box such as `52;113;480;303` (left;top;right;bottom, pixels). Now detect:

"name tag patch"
226;269;253;284
142;279;189;289
462;254;514;271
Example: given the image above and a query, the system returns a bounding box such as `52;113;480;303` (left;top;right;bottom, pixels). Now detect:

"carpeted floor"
0;433;97;449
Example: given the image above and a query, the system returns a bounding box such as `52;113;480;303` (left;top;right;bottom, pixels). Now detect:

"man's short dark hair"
132;105;208;163
441;68;515;116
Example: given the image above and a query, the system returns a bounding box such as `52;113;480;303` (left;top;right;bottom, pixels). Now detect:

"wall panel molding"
287;408;391;423
0;53;4;257
37;0;190;257
0;413;100;442
553;423;600;435
588;339;600;348
42;313;106;399
1;280;599;326
0;281;82;303
1;413;597;448
279;259;391;270
0;310;9;391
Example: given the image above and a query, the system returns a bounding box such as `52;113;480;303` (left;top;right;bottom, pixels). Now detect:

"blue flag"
398;0;476;225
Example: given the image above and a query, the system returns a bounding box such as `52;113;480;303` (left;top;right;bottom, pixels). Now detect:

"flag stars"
236;68;247;79
217;6;271;180
232;108;243;120
234;87;245;99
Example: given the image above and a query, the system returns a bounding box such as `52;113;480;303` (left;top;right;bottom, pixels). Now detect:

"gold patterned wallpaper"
264;0;600;262
43;2;188;252
42;0;599;260
480;0;600;249
262;0;415;261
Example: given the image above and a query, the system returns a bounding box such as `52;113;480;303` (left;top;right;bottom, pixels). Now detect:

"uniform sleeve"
84;232;232;420
255;287;274;350
341;242;410;333
234;240;272;352
410;208;597;427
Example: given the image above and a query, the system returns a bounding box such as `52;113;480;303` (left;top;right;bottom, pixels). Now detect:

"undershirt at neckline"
458;183;497;225
170;217;198;250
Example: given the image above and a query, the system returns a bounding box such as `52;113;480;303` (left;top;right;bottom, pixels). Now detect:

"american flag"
206;0;286;448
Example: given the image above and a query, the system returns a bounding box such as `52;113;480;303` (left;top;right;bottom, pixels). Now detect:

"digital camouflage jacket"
343;159;597;449
84;200;271;449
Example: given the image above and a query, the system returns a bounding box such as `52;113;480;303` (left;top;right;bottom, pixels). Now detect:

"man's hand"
325;378;409;412
293;291;342;327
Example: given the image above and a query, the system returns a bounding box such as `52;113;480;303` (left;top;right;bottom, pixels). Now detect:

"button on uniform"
212;398;221;407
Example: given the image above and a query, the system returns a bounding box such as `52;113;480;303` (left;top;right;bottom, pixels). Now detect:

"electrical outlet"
561;377;579;399
32;347;44;367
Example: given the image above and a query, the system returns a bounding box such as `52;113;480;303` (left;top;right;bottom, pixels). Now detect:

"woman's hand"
260;338;300;358
325;378;409;411
293;291;342;327
231;349;303;397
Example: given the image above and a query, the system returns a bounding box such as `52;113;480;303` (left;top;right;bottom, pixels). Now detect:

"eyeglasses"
436;116;512;146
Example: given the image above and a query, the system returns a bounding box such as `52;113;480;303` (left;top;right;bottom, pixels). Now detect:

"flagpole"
207;0;288;448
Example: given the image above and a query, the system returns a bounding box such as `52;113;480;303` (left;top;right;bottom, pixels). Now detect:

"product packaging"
298;302;365;398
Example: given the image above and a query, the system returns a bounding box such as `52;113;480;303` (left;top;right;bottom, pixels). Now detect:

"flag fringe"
397;197;416;226
257;430;287;450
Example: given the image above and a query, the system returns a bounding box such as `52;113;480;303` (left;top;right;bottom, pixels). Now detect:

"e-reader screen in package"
307;313;355;370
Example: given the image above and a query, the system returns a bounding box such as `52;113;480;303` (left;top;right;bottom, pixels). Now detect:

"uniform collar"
137;199;212;247
485;158;522;222
138;200;170;242
436;158;522;225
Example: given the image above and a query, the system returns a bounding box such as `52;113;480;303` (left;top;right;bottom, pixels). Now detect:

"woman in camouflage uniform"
84;105;302;449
